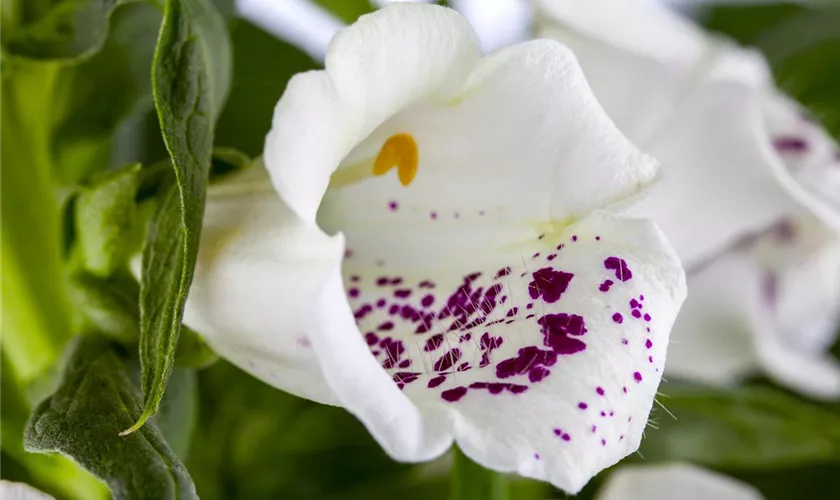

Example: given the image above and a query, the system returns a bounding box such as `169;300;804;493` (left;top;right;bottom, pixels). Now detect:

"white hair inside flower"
185;3;686;493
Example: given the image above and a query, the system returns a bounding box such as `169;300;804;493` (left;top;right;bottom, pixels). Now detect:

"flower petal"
629;83;799;266
761;92;840;231
305;211;686;493
264;4;481;224
318;39;661;268
0;482;55;500
596;464;764;500
184;165;344;405
666;217;840;399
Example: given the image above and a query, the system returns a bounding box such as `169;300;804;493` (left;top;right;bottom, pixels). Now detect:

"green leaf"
450;446;508;500
24;337;198;500
313;0;374;24
153;368;197;461
132;0;231;434
2;0;134;61
638;382;840;468
76;164;142;277
69;272;140;344
48;1;164;184
174;326;218;369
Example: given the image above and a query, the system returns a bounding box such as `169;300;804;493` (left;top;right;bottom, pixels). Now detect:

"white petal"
665;253;759;385
666;217;840;399
305;211;686;493
630;83;799;266
264;4;481;224
596;464;764;500
535;0;708;70
748;218;840;399
184;165;344;404
318;40;661;265
0;482;56;500
761;92;840;231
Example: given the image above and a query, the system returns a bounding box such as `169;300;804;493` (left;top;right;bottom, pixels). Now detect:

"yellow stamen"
373;133;419;186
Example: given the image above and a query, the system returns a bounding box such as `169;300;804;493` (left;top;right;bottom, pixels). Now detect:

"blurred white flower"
0;481;55;500
186;3;687;493
536;0;840;399
596;463;765;500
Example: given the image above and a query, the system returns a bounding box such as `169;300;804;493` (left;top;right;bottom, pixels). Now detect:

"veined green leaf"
24;337;197;500
130;0;231;434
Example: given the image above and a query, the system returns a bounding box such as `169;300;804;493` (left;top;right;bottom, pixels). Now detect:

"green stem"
1;62;71;389
450;446;509;500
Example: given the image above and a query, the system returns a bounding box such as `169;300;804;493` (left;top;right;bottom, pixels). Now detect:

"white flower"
536;0;840;398
669;216;840;399
0;481;56;500
596;464;764;500
185;4;686;493
536;0;840;266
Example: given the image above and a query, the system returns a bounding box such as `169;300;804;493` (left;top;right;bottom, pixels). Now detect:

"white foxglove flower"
596;464;764;500
535;0;840;266
536;0;840;398
186;4;687;493
0;481;56;500
668;216;840;399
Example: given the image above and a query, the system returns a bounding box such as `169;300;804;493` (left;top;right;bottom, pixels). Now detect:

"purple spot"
390;277;403;285
388;304;399;315
596;387;605;396
399;359;412;369
539;313;587;355
378;321;394;331
600;411;606;417
430;211;437;220
532;252;541;259
423;334;444;352
350;275;360;282
434;349;462;372
632;309;642;319
596;236;601;241
645;339;653;349
621;338;628;345
591;425;597;433
496;346;557;380
612;312;623;324
648;355;654;363
421;294;435;308
534;453;540;460
479;333;503;367
623;387;628;394
601;439;606;446
572;235;578;242
354;304;373;320
643;313;651;322
633;371;643;382
348;287;360;298
393;372;419;385
630;298;641;309
441;386;467;402
388;201;398;211
528;268;574;303
419;280;435;289
604;257;632;282
470;382;527;395
526;303;534;310
599;279;614;292
578;402;588;410
380;338;405;369
376;299;386;308
547;254;556;261
506;307;519;318
394;289;412;299
495;267;511;278
365;332;379;346
428;375;446;388
376;277;389;286
773;136;808;153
